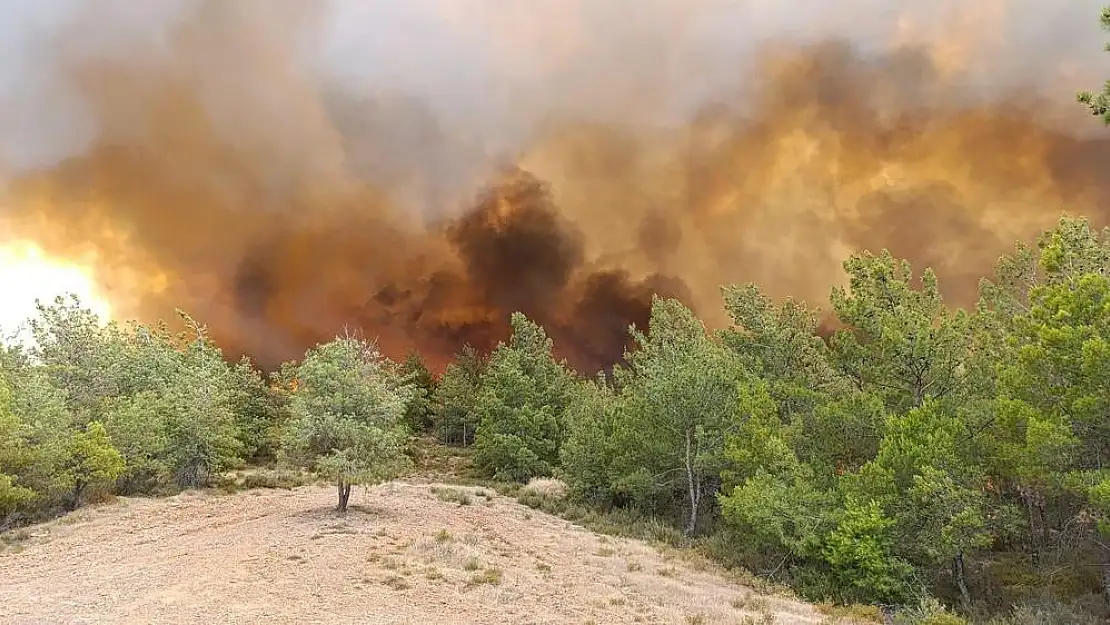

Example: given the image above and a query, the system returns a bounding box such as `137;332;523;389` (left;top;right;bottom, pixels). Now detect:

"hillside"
0;481;840;625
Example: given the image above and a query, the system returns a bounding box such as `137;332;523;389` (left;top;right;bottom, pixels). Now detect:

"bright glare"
0;241;112;336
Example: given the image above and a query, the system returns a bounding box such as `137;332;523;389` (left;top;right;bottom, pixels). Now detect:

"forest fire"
0;1;1108;371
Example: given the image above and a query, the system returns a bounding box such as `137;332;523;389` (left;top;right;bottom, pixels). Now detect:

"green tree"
50;422;125;510
720;283;882;475
29;296;140;422
431;345;485;445
226;356;287;463
821;497;914;605
619;297;742;535
397;351;437;434
282;335;413;513
0;373;35;517
720;283;845;409
849;402;994;607
718;382;839;576
976;217;1110;565
830;251;972;413
473;314;576;481
996;271;1110;600
1077;7;1110;124
162;322;245;488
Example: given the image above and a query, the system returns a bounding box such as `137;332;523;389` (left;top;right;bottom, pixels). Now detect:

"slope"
0;481;845;625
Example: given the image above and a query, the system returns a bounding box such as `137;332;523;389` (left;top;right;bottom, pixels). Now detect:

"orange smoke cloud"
0;1;1107;371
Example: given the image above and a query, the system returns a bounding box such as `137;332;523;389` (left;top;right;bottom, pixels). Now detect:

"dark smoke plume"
0;1;1108;371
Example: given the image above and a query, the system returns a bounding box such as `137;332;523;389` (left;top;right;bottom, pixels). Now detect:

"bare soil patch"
0;482;833;624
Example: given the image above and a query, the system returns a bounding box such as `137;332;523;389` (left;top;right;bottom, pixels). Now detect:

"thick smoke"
0;0;1108;371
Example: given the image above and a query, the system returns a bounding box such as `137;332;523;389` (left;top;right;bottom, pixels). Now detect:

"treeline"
4;218;1110;624
426;216;1110;624
0;307;288;513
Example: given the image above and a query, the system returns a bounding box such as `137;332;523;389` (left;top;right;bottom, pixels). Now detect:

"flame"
0;239;113;332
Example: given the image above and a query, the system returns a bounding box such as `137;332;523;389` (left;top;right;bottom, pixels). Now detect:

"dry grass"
519;477;568;500
0;481;826;624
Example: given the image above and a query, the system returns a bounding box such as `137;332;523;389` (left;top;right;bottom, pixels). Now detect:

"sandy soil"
0;482;833;625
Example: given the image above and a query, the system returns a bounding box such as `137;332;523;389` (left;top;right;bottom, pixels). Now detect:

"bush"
520;477;568;500
893;597;966;625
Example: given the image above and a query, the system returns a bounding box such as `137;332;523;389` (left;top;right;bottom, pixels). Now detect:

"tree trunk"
336;477;352;513
1021;488;1040;567
1101;562;1110;607
953;552;971;610
1036;500;1049;553
683;429;700;537
69;480;86;511
1099;544;1110;607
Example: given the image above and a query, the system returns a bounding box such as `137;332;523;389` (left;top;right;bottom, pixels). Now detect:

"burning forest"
0;0;1108;371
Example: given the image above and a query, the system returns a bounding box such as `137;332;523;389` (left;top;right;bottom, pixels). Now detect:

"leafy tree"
558;375;625;506
0;373;35;517
720;283;845;407
1077;7;1110;124
618;297;742;535
718;382;839;573
161;325;245;488
849;402;994;607
720;283;882;476
281;335;413;513
473;314;576;481
397;351;437;434
50;422;125;510
976;217;1110;563
226;356;288;462
28;296;153;423
996;271;1110;600
821;497;914;605
431;345;485;445
830;251;972;413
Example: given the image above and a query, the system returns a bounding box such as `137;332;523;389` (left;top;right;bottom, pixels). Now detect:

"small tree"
0;374;35;516
282;336;413;513
431;345;485;446
473;314;576;482
53;422;125;510
397;351;437;434
620;297;741;535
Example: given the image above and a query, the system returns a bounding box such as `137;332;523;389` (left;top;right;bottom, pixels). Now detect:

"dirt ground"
0;481;835;625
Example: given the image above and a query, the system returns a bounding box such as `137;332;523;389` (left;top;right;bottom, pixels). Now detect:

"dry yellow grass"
519;477;569;500
0;481;828;624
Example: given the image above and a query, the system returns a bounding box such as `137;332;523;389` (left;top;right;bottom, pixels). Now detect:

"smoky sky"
0;0;1108;371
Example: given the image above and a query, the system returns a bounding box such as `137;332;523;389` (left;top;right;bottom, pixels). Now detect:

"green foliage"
893;597;968;625
830;251;972;413
0;375;35;516
1076;7;1110;124
398;351;437;434
619;297;743;535
226;357;288;462
558;377;626;506
821;498;914;604
281;335;413;511
562;298;744;535
472;314;576;481
49;421;125;509
431;345;485;445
